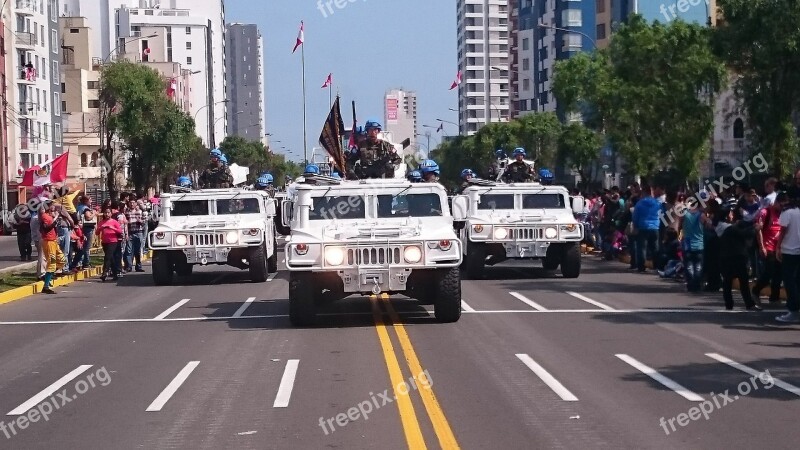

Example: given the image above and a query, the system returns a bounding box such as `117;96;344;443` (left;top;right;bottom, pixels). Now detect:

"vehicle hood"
470;209;576;224
289;218;457;243
154;215;264;231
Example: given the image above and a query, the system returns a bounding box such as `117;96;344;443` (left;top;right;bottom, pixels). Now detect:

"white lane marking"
706;353;800;397
154;299;191;320
616;354;704;401
565;291;615;311
146;361;200;412
461;300;476;312
8;365;94;415
232;297;257;318
273;359;300;408
267;273;278;282
516;354;578;401
508;292;547;311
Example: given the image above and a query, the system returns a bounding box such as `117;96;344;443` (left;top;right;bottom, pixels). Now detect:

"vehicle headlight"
226;231;239;244
564;224;577;232
404;246;422;263
175;234;188;246
545;227;558;239
324;247;345;266
493;228;508;240
473;224;484;233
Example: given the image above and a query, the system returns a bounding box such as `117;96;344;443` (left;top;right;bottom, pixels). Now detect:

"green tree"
513;113;562;169
558;123;604;190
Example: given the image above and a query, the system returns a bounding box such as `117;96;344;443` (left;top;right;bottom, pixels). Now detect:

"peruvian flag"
436;122;443;132
167;76;177;98
20;152;69;187
142;47;151;59
292;21;304;53
449;70;462;90
321;73;332;88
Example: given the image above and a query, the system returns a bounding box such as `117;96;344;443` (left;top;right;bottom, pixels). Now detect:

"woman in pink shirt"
97;208;124;281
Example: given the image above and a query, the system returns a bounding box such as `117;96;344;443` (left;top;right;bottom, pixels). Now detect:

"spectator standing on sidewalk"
76;196;96;269
762;177;778;208
97;208;123;281
716;206;761;310
13;208;32;261
39;200;67;294
115;202;129;274
632;184;661;273
753;193;784;303
680;199;708;292
776;193;800;323
55;188;80;270
69;222;86;272
126;200;146;272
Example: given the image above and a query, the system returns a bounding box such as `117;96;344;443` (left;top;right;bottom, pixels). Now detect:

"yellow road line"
369;295;427;449
381;294;460;449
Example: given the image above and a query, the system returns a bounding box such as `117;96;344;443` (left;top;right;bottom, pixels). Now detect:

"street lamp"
537;23;597;49
193;100;229;148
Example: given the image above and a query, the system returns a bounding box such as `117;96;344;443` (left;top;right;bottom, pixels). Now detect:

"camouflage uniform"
457;181;471;193
502;160;534;183
199;163;234;188
353;138;401;179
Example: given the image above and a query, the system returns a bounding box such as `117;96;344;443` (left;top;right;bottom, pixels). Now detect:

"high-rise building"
456;0;511;136
384;89;417;150
4;0;63;183
225;23;265;144
61;0;227;148
508;0;536;118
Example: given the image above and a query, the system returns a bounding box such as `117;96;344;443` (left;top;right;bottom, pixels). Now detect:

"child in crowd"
658;228;683;279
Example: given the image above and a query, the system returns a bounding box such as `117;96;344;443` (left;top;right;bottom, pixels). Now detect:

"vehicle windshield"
216;198;261;214
171;200;209;216
478;194;514;210
522;194;565;209
377;193;443;218
310;196;366;220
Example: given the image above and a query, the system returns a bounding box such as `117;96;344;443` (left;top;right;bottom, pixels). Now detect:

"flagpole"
302;42;308;164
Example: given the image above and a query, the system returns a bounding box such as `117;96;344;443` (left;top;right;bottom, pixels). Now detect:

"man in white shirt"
776;193;800;323
762;177;778;208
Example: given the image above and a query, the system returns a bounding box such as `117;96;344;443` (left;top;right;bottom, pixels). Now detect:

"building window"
596;23;607;40
53;92;60;116
733;118;745;139
62;100;66;111
80;153;88;167
596;0;606;14
187;56;192;65
185;26;191;34
43;125;48;143
563;10;583;27
186;42;191;50
564;34;582;51
51;30;58;53
54;123;62;146
41;57;46;79
522;58;529;71
41;25;45;47
43;95;47;111
87;80;100;89
523;78;530;91
61;82;66;93
91;152;99;166
88;99;100;108
52;60;58;80
522;38;529;51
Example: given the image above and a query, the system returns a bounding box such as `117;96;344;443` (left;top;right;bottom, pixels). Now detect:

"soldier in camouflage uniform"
418;159;440;183
457;169;475;193
255;173;276;198
502;147;534;183
199;149;234;188
350;120;401;179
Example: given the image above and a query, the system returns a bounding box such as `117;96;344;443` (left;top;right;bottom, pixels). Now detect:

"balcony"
18;101;37;117
19;135;38;151
15;31;36;48
18;68;37;83
15;0;36;15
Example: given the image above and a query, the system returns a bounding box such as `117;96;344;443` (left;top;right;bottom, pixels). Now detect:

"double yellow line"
370;294;459;449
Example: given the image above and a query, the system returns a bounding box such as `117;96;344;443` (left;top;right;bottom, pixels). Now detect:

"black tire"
543;245;561;270
434;267;462;323
267;238;278;273
464;242;486;280
249;244;269;282
175;262;193;277
560;243;581;278
289;272;316;326
152;251;173;286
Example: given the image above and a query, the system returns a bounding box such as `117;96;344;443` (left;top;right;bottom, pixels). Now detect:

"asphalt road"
0;236;29;270
0;250;798;449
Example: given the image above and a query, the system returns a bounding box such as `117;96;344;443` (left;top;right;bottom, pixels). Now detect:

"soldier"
255;174;276;197
418;159;440;183
487;149;507;180
407;170;423;183
176;176;192;189
502;147;534;183
352;120;401;179
199;149;234;188
457;169;475;193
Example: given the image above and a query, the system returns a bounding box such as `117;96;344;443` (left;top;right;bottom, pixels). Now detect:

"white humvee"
451;181;585;278
148;188;278;285
281;176;464;326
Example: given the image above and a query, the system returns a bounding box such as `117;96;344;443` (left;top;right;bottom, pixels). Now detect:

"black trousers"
102;242;120;277
721;256;756;309
17;231;32;258
753;251;782;300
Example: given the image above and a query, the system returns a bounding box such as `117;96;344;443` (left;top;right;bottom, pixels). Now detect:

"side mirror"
265;199;276;217
451;195;469;221
571;196;585;215
281;200;293;227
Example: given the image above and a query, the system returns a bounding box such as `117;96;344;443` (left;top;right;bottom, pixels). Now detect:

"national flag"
318;95;347;175
348;100;358;150
436;122;443;132
167;76;177;98
20;152;69;187
142;47;151;59
449;70;462;90
321;73;332;88
292;21;304;53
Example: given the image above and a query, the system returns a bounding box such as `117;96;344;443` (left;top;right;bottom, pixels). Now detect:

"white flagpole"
302;43;308;164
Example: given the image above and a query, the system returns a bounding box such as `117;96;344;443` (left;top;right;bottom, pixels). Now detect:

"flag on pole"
167;76;177;98
436;122;444;132
292;21;304;53
142;47;151;59
20;152;69;187
321;73;332;88
449;70;462;90
348;100;358;150
318;95;347;175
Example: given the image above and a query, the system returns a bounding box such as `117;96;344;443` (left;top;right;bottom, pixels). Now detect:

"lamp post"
537;23;597;49
193;100;229;148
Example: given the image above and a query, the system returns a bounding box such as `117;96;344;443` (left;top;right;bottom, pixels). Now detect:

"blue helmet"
495;149;506;159
256;174;273;187
177;176;192;188
418;159;440;175
407;170;422;182
364;120;382;131
461;168;475;179
331;172;342;180
513;147;526;157
263;173;274;184
538;168;554;179
219;154;228;165
304;164;320;175
210;148;223;158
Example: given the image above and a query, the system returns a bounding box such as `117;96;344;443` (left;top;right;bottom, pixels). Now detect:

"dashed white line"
232;297;257;318
273;359;300;408
566;292;615;311
616;354;704;401
154;299;191;320
515;354;578;401
706;353;800;397
146;361;200;412
509;292;547;311
8;365;94;415
461;300;476;312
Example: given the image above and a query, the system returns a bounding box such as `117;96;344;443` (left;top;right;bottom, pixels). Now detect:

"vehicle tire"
267;238;278;273
175;262;193;277
249;244;269;282
464;242;486;280
542;245;561;270
560;243;581;278
415;284;436;305
289;272;316;326
152;251;173;286
434;267;461;323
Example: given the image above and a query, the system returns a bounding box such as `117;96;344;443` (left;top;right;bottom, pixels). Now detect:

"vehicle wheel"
289;272;316;326
434;267;462;323
543;245;561;270
249;244;269;282
152;251;173;286
267;238;278;273
560;243;581;278
175;262;193;277
464;242;485;280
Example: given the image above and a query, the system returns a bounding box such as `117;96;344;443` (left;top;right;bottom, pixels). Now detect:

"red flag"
292;21;304;53
142;47;151;60
20;152;69;187
167;76;177;98
321;73;332;88
449;70;462;90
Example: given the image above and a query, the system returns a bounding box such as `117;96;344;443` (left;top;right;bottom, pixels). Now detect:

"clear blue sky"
225;0;458;161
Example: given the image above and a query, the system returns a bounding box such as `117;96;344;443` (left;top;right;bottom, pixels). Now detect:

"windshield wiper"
395;186;412;197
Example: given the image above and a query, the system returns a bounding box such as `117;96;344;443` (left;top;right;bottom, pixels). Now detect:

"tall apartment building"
508;0;536;118
61;0;227;148
456;0;511;136
4;0;63;183
225;23;265;144
384;89;417;150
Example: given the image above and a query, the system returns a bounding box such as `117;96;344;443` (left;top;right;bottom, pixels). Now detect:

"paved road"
0;251;798;449
0;236;29;270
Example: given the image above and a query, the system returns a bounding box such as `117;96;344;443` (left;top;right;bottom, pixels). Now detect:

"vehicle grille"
189;232;225;246
347;247;402;265
509;228;544;240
